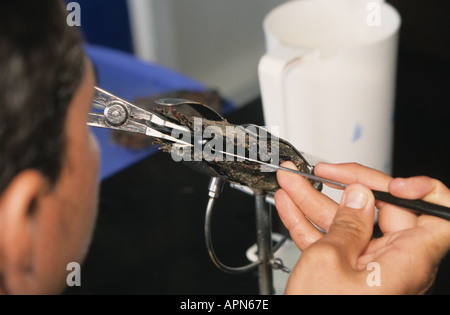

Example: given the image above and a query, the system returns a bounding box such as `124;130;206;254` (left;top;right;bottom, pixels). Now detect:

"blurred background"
64;0;449;294
67;0;288;106
69;0;450;107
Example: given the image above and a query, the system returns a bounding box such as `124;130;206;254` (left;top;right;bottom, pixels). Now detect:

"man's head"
0;1;99;294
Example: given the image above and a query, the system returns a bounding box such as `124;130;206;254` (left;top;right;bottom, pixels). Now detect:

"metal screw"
270;258;290;273
104;102;128;126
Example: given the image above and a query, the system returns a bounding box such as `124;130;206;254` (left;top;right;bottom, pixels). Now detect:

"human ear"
0;170;49;294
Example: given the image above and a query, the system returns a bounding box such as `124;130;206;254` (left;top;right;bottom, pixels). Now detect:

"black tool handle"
371;190;450;220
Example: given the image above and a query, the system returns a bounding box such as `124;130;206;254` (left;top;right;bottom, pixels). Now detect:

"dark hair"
0;1;85;194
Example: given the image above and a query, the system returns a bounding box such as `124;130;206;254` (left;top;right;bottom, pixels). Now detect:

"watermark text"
366;261;381;287
66;2;81;27
367;2;381;26
170;118;280;172
66;262;81;287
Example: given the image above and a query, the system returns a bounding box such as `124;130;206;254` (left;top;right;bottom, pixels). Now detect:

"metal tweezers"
86;87;450;221
87;87;192;146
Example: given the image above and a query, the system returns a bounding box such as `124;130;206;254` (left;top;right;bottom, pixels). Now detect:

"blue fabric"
65;0;134;53
85;44;234;180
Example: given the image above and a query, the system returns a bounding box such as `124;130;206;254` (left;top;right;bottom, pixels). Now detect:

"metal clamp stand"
205;177;289;295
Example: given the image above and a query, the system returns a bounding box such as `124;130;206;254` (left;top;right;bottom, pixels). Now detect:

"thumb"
323;184;376;268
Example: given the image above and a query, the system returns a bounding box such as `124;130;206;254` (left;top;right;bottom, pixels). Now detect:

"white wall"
128;0;289;106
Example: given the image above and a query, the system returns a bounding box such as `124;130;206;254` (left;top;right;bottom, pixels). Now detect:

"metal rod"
254;191;274;295
204;178;260;274
204;196;260;274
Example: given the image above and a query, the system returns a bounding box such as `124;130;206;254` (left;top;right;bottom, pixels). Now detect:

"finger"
379;176;450;233
389;176;450;248
315;162;418;232
277;161;338;231
389;176;450;206
274;189;324;250
314;162;392;191
377;202;418;233
320;184;376;266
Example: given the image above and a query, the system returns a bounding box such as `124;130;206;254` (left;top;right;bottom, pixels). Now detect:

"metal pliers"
87;87;191;146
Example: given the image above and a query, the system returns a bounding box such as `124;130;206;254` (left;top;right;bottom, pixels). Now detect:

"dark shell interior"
152;106;318;192
110;91;320;192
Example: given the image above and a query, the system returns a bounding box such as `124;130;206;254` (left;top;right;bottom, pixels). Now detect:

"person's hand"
274;162;450;294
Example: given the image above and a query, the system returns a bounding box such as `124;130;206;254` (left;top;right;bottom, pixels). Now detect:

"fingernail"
344;188;368;210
